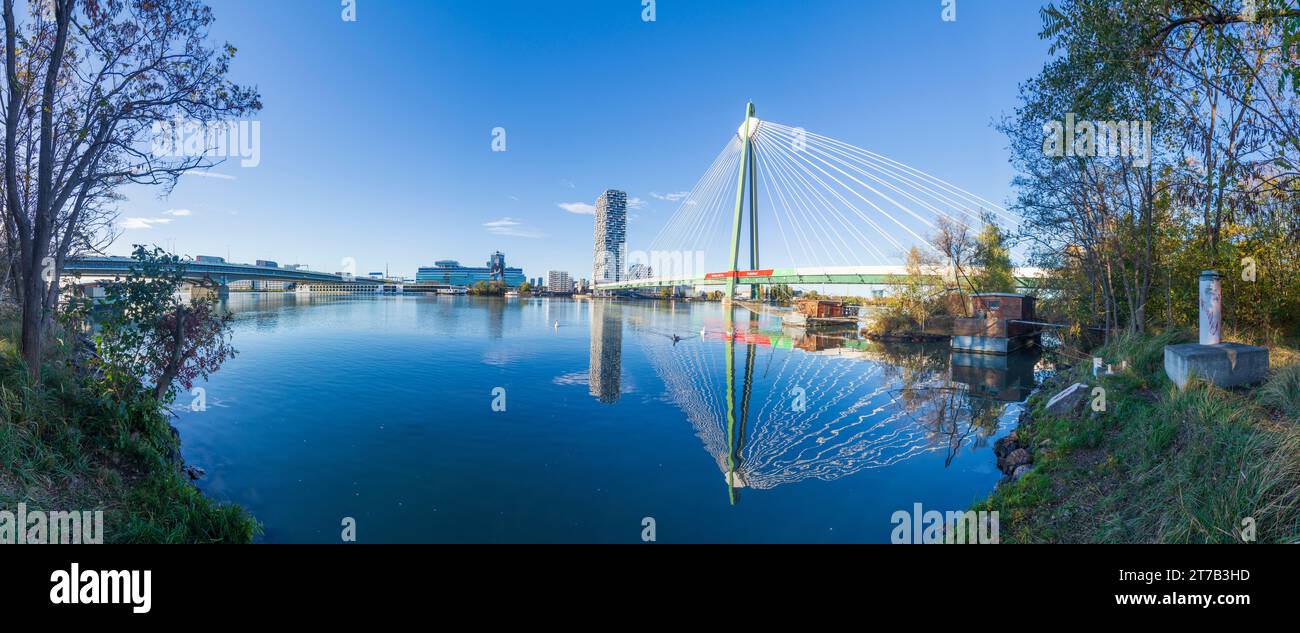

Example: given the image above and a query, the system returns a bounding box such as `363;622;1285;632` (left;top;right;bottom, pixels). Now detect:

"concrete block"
1164;343;1269;390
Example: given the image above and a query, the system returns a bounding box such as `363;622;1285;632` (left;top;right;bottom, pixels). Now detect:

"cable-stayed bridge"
597;103;1044;294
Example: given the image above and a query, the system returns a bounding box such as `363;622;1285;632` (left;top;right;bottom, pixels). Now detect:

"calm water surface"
173;293;1040;543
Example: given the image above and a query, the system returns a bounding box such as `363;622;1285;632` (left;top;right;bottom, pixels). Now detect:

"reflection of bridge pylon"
641;308;952;505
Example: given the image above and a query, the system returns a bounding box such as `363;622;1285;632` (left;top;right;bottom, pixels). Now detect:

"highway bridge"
63;256;379;287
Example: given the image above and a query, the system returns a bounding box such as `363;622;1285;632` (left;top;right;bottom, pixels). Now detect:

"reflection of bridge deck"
597;265;1051;291
64;256;378;286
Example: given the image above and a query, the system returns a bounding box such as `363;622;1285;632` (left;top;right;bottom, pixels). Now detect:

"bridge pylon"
727;101;762;301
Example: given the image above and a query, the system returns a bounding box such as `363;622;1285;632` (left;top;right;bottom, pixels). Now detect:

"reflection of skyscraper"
486;295;505;339
589;301;623;404
592;189;627;284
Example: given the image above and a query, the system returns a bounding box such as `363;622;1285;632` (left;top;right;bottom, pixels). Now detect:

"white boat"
504;290;520;298
437;287;467;295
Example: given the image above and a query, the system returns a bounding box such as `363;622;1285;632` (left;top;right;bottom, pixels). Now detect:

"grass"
975;328;1300;543
1258;364;1300;419
0;307;259;543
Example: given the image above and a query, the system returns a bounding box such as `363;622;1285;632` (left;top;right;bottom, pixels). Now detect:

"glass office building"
415;252;527;287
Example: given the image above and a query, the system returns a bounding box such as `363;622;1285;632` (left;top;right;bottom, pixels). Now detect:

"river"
172;293;1041;543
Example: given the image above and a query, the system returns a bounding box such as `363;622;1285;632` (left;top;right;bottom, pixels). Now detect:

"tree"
971;213;1016;294
468;280;507;296
83;245;235;403
1004;0;1300;340
929;214;977;315
2;0;261;377
888;246;944;331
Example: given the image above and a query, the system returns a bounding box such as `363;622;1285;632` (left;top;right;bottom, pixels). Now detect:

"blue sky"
111;0;1050;280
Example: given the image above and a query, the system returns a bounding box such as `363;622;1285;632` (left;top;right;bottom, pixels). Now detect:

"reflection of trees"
874;342;1015;465
892;380;1004;467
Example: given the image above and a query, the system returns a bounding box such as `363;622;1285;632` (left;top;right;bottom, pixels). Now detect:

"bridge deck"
595;266;1051;290
63;256;376;285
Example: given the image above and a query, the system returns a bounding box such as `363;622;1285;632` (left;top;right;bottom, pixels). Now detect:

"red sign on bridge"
704;269;774;280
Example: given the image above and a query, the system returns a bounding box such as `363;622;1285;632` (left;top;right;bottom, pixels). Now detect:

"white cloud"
484;217;544;238
627;196;646;209
652;191;690;202
182;171;237;180
557;202;595;215
163;209;193;217
121;217;174;230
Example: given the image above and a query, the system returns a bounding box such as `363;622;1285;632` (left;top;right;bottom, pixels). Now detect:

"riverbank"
975;329;1300;543
0;307;258;543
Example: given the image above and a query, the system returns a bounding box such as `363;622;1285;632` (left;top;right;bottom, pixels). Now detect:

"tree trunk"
154;305;187;402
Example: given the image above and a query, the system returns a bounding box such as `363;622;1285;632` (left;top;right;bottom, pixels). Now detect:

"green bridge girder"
598;273;1051;291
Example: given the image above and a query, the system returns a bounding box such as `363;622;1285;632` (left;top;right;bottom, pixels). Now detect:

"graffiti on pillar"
1200;280;1222;342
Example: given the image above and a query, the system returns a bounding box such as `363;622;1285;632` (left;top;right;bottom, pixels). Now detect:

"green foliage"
468;280;508;296
875;246;949;334
1007;0;1300;340
768;284;794;304
971;215;1016;294
0;311;258;543
71;246;236;403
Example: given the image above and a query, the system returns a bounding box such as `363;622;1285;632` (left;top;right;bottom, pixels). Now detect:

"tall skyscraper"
592;189;627;285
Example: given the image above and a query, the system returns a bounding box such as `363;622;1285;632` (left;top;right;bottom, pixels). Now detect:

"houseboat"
781;299;860;330
950;293;1041;354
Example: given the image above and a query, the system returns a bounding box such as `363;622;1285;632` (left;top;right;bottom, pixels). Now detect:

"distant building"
416;254;526;287
255;260;278;268
229;279;289;291
592;189;627;285
548;271;573;294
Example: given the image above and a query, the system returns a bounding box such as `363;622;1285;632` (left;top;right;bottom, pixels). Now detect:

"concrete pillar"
1198;270;1221;345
